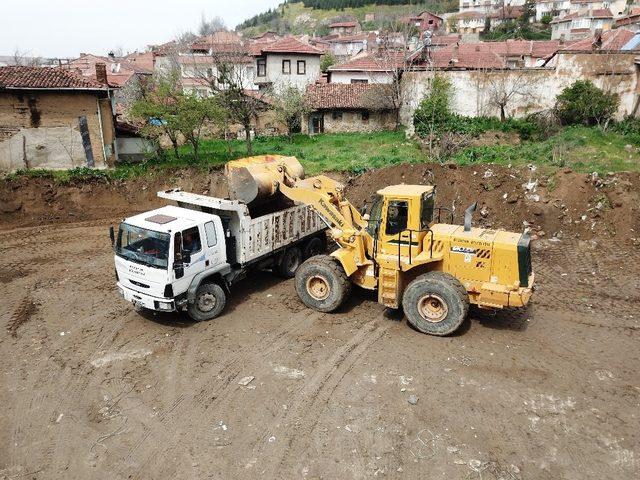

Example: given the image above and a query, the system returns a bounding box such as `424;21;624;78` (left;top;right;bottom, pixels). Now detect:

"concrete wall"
0;91;115;172
302;109;397;134
400;52;640;128
330;70;394;84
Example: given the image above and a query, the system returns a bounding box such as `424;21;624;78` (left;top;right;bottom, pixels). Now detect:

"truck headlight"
117;286;125;298
155;301;174;311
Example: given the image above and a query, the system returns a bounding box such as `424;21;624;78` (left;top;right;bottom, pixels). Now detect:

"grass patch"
3;126;639;185
450;126;640;175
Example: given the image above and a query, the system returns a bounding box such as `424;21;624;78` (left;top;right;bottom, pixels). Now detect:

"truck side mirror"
109;225;115;248
464;202;477;232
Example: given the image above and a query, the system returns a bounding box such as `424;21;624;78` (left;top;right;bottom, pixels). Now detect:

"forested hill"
237;1;457;36
300;0;424;7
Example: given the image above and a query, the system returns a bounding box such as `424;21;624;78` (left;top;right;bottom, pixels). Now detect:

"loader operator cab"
365;185;435;258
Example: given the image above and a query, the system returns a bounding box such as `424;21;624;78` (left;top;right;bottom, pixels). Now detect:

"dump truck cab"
114;205;227;313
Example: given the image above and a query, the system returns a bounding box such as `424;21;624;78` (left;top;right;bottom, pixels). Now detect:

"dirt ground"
1;164;639;479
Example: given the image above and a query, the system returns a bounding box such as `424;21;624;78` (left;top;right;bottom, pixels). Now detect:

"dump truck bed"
157;189;325;265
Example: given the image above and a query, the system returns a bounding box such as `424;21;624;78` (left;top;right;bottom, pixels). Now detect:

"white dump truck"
112;188;326;321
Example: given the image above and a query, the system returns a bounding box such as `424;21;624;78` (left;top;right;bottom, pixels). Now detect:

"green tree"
555;80;619;128
271;85;312;138
413;74;453;138
175;94;226;161
130;71;183;159
320;52;337;73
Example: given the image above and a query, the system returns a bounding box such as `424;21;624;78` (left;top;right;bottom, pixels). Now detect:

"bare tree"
187;38;266;154
12;48;43;66
198;14;226;36
484;69;536;121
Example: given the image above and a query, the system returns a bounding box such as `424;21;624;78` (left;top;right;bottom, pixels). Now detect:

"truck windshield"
116;223;170;269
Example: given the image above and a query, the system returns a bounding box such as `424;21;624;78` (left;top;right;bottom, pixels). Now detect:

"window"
116;224;170;269
385;200;408;236
351;79;368;84
204;221;217;247
297;60;306;75
181;226;202;254
420;192;435;229
257;58;266;77
361;111;370;122
331;111;343;120
366;194;383;236
282;59;291;75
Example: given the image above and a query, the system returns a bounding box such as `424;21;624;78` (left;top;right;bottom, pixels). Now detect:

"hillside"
237;0;458;36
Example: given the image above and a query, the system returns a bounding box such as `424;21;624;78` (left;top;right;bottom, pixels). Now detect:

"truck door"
172;226;206;295
203;220;225;268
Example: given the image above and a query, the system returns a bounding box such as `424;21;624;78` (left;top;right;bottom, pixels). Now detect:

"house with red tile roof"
0;66;116;171
326;32;377;60
401;11;444;33
328;51;407;84
551;9;614;40
303;83;397;134
328;20;361;36
615;8;640;31
252;36;323;91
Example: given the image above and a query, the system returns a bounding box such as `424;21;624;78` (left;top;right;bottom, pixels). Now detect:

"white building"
253;37;323;92
550;8;614;40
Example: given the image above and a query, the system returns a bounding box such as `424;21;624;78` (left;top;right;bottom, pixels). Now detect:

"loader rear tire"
295;255;351;313
188;283;227;322
402;272;469;336
277;246;302;278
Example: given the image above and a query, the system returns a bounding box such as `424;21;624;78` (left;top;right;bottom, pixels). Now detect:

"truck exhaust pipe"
464;202;477;232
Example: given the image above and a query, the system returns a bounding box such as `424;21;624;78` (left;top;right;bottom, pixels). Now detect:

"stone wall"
302;109;397;134
400;52;640;129
0;91;115;172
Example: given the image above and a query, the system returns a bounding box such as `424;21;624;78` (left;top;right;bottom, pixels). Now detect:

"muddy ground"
1;164;639;479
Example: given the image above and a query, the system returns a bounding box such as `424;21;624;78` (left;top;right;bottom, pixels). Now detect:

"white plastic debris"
238;376;255;386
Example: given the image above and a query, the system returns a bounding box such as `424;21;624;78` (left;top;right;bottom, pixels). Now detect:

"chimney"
95;62;108;85
452;43;459;62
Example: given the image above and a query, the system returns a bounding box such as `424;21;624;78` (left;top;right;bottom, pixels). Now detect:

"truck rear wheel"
188;283;227;321
402;272;469;336
277;246;302;278
303;236;325;259
295;255;351;312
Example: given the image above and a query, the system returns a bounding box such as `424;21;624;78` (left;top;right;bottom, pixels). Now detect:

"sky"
1;0;282;59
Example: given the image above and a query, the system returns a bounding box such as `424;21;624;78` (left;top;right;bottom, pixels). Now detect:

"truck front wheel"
402;272;469;336
295;255;351;313
188;283;227;321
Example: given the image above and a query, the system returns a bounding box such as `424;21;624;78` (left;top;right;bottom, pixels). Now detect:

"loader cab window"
421;192;435;228
366;194;383;236
385;200;408;236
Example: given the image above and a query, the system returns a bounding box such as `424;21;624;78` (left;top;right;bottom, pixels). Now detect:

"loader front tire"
188;283;227;322
402;272;469;336
295;255;351;313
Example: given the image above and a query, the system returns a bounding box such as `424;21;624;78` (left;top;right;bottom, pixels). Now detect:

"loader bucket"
225;155;304;204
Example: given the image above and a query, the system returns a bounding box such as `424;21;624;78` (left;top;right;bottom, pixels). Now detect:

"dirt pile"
1;163;639;245
344;163;640;244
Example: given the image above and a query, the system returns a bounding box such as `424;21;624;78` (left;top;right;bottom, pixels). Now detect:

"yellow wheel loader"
225;155;534;336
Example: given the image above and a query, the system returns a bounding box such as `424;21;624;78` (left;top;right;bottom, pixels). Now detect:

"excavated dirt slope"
1;163;639;479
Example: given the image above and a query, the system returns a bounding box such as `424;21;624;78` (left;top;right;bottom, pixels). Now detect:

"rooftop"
0;66;107;90
329;50;407;72
329;21;358;28
305;83;396;110
259;37;323;55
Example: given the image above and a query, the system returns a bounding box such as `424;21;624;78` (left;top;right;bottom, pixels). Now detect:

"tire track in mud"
119;308;325;479
250;319;390;478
